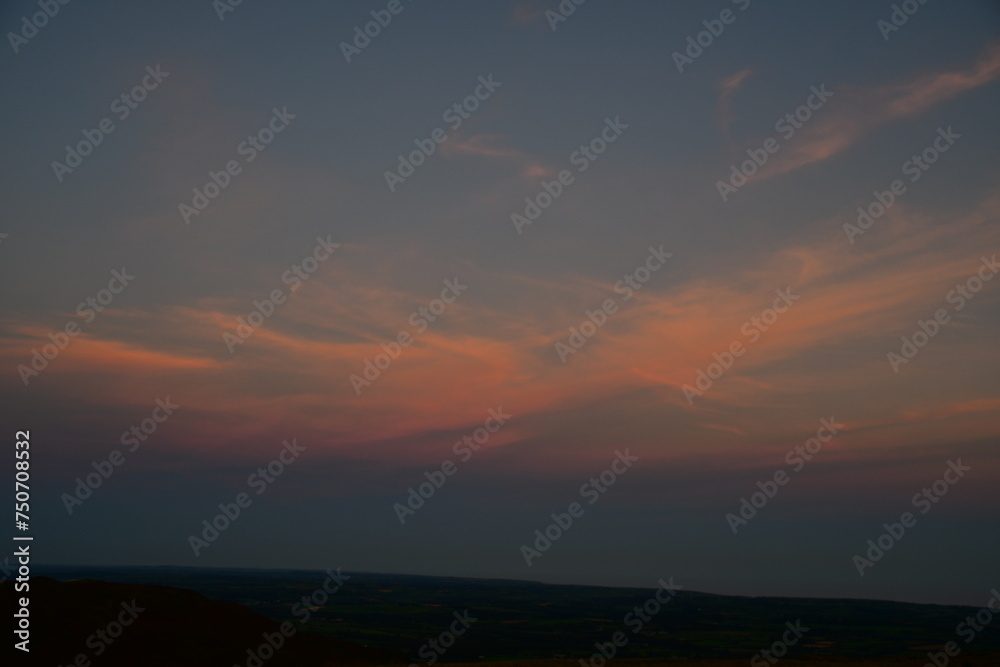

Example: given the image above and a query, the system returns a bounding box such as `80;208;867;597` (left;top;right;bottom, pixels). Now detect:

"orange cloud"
3;192;998;465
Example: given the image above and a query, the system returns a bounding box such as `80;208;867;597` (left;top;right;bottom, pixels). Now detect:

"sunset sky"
1;0;998;606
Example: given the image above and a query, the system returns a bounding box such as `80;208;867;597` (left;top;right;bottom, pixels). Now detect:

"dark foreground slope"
3;576;405;666
32;567;1000;663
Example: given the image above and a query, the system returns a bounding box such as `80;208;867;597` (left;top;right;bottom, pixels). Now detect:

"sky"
1;0;998;606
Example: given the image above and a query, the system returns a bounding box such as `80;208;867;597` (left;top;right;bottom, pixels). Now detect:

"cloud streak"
747;41;1000;180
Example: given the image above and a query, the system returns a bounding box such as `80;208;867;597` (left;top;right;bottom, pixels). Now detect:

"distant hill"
29;566;1000;663
2;576;406;666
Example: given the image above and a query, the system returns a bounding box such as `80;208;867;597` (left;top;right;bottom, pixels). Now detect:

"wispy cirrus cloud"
441;131;554;179
4;191;997;467
741;40;1000;181
717;68;754;143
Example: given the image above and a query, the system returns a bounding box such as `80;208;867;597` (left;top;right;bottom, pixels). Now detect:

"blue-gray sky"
1;0;999;606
